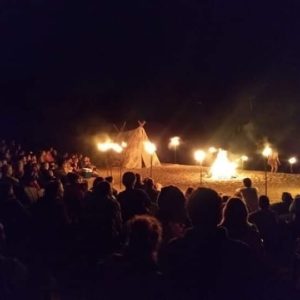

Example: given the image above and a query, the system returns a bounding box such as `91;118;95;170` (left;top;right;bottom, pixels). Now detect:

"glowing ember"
210;149;237;179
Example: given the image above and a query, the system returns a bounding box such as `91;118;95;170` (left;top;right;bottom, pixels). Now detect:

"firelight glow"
169;136;180;148
194;150;206;163
262;145;272;157
210;149;237;180
289;157;297;164
208;147;217;153
144;141;156;154
97;141;123;153
241;155;249;162
97;141;112;152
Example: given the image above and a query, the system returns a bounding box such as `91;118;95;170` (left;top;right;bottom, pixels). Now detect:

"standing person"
268;151;280;173
117;172;151;223
236;178;259;213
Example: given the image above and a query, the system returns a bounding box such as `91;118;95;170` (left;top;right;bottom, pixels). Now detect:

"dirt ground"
95;163;300;204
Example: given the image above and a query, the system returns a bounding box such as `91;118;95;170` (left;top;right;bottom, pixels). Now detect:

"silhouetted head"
243;178;252;188
282;192;293;205
259;195;270;210
1;164;13;177
122;172;136;189
187;187;222;228
0;182;14;201
185;187;194;199
158;185;185;212
222;197;248;227
293;195;300;214
144;177;154;189
92;176;104;190
105;176;113;184
135;173;142;183
44;180;64;200
94;181;112;198
126;215;162;258
0;223;6;252
67;172;80;184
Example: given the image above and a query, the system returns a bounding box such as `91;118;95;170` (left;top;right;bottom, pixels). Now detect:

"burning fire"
210;149;237;179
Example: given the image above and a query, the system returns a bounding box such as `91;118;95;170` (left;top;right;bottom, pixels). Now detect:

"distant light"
144;141;156;155
97;141;123;153
111;143;123;153
97;142;111;152
289;157;297;165
262;145;272;157
169;136;180;148
194;150;206;163
208;147;217;154
241;155;249;162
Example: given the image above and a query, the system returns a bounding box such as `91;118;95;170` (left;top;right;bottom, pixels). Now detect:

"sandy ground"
94;163;300;204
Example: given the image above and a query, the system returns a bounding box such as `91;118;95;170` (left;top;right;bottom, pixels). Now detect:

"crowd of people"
1;140;300;299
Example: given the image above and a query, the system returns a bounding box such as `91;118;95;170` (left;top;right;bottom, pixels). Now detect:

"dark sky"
1;0;300;152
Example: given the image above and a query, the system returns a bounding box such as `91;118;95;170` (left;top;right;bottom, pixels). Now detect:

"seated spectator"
144;178;159;203
92;176;104;190
84;181;122;261
39;162;55;188
134;173;144;190
0;223;29;299
289;195;300;238
117;172;151;223
156;186;188;245
54;158;69;185
97;215;164;300
184;187;194;199
22;173;43;206
63;173;86;223
221;197;263;256
0;164;20;192
0;182;31;259
31;180;69;268
271;192;293;222
249;195;279;253
235;178;259;213
105;176;118;198
160;188;271;300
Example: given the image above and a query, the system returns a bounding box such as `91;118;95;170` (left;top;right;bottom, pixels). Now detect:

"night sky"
1;0;300;155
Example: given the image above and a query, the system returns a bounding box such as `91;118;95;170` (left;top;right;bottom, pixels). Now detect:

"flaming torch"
194;150;206;185
289;157;297;173
169;136;180;164
97;141;124;176
144;141;157;178
262;145;272;195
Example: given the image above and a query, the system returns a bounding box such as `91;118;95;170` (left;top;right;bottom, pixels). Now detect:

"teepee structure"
116;122;160;169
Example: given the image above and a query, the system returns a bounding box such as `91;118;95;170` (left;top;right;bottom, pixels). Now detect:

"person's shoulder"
134;188;150;198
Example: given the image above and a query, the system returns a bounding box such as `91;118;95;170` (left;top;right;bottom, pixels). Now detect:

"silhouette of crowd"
0;140;300;299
